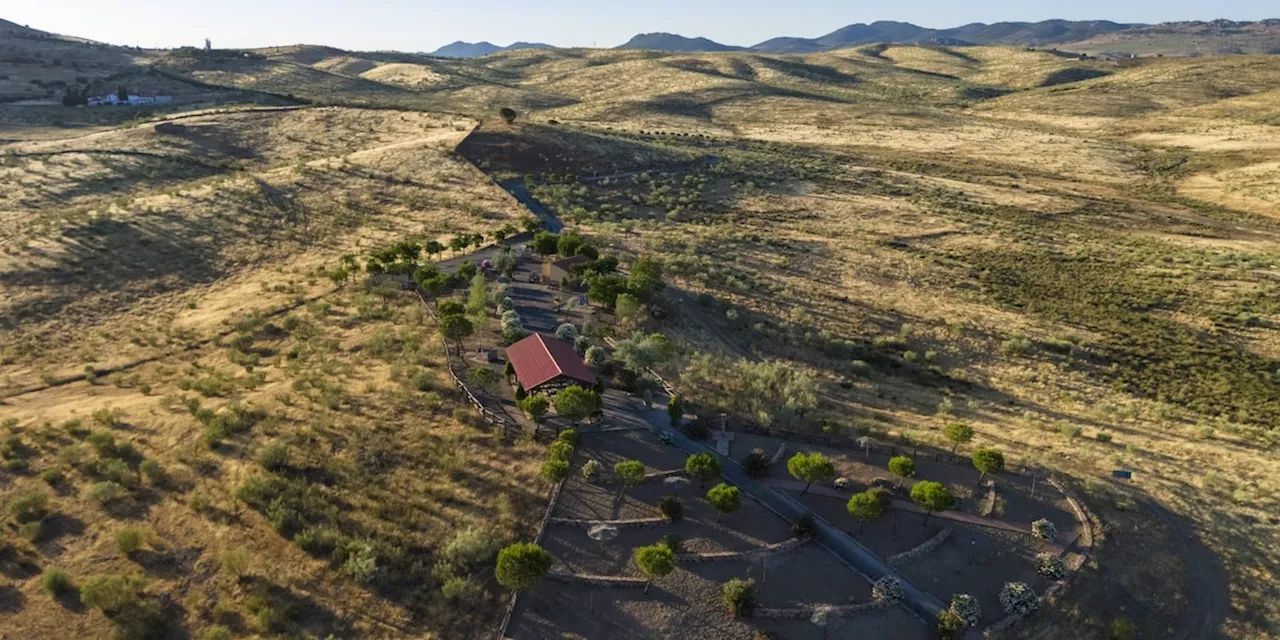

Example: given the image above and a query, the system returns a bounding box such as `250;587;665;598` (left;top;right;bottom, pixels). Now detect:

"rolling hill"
427;40;554;58
615;32;742;52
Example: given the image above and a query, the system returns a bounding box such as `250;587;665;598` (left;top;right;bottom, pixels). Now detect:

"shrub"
80;573;147;612
1096;432;1114;443
252;442;290;473
998;582;1037;615
1031;518;1058;542
556;428;579;446
742;448;769;477
792;513;818;539
10;491;49;523
115;528;147;555
441;576;483;602
657;496;683;521
685;419;710;440
937;609;966;639
340;542;378;583
541;459;569;483
438;527;499;571
872;576;903;602
138;460;166;487
1035;553;1065;580
722;578;756;617
1111;618;1137;640
222;547;253;578
581;459;601;481
199;626;234;640
495;542;552;591
88;481;126;505
99;458;140;488
42;569;74;596
548;441;574;463
950;593;980;627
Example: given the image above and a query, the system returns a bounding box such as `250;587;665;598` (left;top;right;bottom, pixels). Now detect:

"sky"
6;0;1277;51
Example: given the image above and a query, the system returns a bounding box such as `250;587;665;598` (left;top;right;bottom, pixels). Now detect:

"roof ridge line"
536;332;565;378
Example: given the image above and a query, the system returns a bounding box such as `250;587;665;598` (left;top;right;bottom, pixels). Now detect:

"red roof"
506;333;597;391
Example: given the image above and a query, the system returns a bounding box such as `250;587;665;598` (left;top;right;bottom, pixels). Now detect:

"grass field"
2;23;1280;640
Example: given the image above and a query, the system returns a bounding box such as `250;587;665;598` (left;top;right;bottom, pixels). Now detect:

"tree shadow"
0;585;25;613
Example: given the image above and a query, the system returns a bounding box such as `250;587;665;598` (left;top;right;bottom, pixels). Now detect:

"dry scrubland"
2;27;1280;639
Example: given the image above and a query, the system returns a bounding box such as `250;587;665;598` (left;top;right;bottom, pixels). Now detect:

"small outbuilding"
506;333;597;394
542;254;590;287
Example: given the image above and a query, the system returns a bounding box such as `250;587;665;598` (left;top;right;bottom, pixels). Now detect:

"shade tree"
787;452;835;496
910;481;956;525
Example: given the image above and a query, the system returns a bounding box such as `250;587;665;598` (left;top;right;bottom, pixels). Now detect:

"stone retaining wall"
754;600;889;620
888;528;952;566
677;536;807;564
547;516;669;529
546;571;648;587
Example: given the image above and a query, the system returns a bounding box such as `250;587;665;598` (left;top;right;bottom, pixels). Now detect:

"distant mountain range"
426;19;1280;57
617;33;742;52
427;40;553;58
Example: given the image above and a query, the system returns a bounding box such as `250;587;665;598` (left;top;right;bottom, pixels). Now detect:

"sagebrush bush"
9;491;48;523
42;569;74;595
722;578;756;617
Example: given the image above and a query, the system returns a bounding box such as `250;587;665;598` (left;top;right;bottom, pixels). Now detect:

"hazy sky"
7;0;1276;51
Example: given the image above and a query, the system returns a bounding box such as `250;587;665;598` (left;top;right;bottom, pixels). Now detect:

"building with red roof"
505;333;598;393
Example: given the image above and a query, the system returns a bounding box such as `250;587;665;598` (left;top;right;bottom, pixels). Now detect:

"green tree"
627;257;665;302
495;542;551;591
587;274;629;309
613;460;646;502
972;448;1005;482
910;480;956;525
705;483;741;524
888;455;916;489
533;231;559;257
667;395;683;428
521;216;542;233
686;453;727;486
449;234;469;255
438;314;474;353
468;367;499;391
553;386;601;432
787;452;835;496
633;544;674;594
944;422;975;454
846;491;884;532
557;232;583;257
415;266;449;298
503;360;516;383
494;249;517;275
614;292;642;324
518;395;550;425
684;452;722;487
424;240;445;260
466;273;488;320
